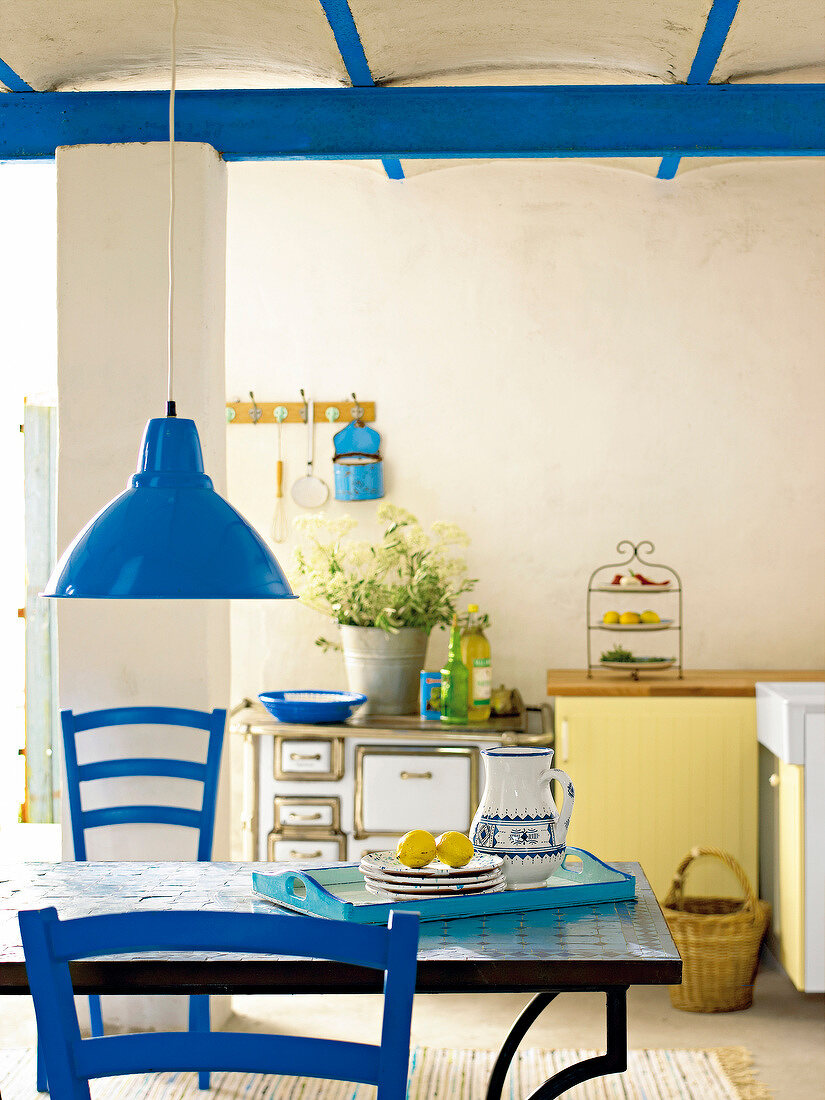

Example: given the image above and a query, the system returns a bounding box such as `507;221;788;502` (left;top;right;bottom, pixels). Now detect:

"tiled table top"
0;862;680;994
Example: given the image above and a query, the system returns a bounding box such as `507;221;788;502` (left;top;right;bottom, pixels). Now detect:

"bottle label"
472;658;492;705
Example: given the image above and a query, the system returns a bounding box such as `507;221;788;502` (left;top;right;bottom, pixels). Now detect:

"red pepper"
611;573;624;585
633;572;669;586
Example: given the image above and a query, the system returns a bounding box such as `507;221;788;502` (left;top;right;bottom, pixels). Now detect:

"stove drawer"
274;795;340;831
267;831;347;863
354;745;479;839
274;736;344;781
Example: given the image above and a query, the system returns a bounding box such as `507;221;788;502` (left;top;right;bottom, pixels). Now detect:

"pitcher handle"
541;768;575;845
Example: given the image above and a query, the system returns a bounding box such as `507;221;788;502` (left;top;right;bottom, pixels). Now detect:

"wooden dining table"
0;860;681;1100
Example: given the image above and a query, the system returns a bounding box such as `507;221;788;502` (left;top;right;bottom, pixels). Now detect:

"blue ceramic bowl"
258;690;368;724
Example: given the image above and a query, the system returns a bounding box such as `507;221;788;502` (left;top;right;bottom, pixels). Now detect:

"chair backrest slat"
80;806;204;832
77;759;207;783
20;907;419;1100
48;910;390;972
61;706;225;862
71;707;216;732
73;1032;381;1084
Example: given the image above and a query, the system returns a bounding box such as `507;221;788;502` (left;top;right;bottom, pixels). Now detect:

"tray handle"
254;868;339;917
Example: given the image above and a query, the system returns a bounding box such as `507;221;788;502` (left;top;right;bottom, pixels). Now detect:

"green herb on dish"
600;645;635;662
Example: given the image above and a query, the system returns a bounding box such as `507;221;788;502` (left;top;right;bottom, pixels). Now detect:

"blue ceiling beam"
318;0;403;180
658;0;741;180
0;55;34;92
1;85;822;162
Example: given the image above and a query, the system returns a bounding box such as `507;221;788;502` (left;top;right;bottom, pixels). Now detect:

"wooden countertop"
546;669;825;697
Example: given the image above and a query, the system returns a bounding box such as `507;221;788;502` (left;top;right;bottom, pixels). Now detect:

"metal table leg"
485;986;628;1100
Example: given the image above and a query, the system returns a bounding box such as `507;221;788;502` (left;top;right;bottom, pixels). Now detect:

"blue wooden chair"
36;705;225;1093
21;907;419;1100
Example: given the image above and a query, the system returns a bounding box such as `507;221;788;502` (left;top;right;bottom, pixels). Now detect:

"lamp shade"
42;416;295;599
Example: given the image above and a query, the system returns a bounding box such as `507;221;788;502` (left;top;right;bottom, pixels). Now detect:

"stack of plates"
359;851;506;901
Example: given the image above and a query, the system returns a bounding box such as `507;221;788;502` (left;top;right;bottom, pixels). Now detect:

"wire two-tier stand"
586;540;683;679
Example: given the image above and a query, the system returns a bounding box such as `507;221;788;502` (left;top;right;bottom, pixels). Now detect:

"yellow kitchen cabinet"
775;759;805;989
552;697;758;900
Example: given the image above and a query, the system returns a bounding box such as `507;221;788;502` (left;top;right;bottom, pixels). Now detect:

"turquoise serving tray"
252;848;635;924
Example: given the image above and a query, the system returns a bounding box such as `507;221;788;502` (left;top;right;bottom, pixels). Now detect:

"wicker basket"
663;846;771;1012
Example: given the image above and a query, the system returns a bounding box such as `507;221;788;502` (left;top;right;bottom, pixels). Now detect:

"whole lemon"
619;611;641;625
640;610;660;624
396;829;436;868
603;610;620;624
435;831;474;868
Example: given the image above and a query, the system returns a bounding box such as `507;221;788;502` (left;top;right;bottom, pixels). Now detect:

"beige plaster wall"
226;158;825;706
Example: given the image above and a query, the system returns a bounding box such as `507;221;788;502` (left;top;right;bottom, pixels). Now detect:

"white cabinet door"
355;746;478;838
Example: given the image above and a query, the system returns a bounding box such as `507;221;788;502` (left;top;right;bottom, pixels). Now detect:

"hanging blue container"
333;420;384;502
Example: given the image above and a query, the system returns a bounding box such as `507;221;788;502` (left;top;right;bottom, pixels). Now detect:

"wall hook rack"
226;398;375;425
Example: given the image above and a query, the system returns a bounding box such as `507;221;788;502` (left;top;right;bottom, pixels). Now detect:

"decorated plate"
593;583;672;594
597;619;674;632
359;852;503;878
362;870;505;894
364;880;507;901
361;866;503;889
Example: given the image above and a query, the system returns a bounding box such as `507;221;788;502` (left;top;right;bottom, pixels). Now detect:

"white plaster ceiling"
0;0;822;93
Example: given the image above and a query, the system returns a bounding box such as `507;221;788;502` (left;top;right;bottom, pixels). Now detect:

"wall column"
56;142;230;1029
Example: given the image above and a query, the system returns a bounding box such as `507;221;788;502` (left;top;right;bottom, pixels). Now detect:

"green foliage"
292;504;476;635
458;610;491;632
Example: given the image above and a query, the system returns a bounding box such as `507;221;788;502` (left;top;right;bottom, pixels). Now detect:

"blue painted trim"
317;0;374;86
482;748;552;757
317;0;404;181
2;85;822;162
476;814;555;822
0;55;33;92
687;0;742;84
657;0;741;180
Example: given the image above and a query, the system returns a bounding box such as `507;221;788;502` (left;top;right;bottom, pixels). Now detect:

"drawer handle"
289;849;323;859
400;770;433;780
769;773;780;788
289;752;322;762
287;811;323;822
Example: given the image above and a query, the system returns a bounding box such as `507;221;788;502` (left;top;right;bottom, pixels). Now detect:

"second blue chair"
22;906;419;1100
35;705;225;1093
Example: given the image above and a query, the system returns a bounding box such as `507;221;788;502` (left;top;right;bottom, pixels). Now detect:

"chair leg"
36;1040;48;1092
189;994;211;1090
88;994;104;1038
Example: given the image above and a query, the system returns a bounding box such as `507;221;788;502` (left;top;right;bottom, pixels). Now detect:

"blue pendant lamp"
42;0;294;601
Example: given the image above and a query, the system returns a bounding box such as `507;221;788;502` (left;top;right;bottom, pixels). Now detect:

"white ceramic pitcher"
470;746;575;888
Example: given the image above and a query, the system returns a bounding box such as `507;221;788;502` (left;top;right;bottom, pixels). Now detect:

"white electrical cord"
167;0;179;415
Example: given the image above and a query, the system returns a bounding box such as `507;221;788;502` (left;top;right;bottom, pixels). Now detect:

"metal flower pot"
340;625;428;716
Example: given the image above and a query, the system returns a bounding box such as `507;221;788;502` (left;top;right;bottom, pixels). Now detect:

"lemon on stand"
602;610;620;624
640;610;660;624
435;831;474;868
619;611;641;625
396;829;437;868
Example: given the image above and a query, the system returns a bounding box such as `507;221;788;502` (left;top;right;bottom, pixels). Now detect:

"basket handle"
668;846;758;915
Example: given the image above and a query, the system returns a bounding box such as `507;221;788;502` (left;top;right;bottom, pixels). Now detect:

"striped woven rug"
0;1046;769;1099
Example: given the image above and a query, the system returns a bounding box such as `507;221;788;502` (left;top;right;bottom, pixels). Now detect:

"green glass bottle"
440;614;469;725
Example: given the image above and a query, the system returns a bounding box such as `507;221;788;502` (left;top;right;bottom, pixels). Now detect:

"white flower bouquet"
292;503;476;640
